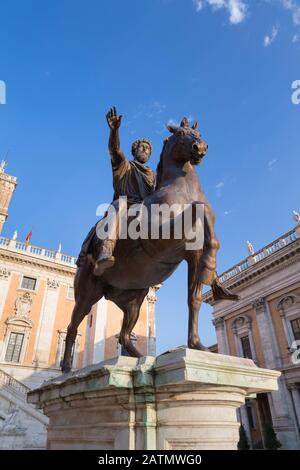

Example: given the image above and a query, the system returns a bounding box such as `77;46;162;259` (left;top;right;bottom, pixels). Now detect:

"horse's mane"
155;139;168;189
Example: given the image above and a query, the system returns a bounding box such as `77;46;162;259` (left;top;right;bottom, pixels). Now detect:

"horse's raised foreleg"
186;252;208;351
116;289;149;357
197;203;220;285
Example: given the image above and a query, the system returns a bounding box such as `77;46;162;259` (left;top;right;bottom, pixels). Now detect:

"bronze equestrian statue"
61;107;238;373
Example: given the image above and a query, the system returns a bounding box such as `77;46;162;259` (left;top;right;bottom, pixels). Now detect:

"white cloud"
215;180;225;197
268;158;277;169
167;118;180;127
223;209;233;216
292;33;299;42
193;0;300;33
281;0;300;26
264;26;279;47
193;0;247;24
228;0;247;24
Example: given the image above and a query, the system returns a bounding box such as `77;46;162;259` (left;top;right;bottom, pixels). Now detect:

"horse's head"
166;117;208;165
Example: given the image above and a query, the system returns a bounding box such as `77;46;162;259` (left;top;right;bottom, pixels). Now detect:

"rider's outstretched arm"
106;106;126;168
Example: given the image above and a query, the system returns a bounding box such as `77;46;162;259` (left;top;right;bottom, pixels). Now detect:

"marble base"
28;348;280;450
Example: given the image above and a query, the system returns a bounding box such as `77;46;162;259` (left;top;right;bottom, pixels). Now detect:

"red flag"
25;230;32;244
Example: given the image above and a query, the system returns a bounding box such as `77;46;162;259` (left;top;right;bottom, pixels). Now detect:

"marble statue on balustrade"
293;210;300;225
247;240;255;256
0;160;7;173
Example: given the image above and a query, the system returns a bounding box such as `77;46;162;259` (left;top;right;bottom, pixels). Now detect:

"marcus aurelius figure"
77;107;156;274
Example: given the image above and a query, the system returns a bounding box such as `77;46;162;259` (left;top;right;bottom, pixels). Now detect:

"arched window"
231;315;257;362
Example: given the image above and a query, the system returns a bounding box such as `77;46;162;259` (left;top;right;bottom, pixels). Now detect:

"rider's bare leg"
94;238;116;276
93;200;127;276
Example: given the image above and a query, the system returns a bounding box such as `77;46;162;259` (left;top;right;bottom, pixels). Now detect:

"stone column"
92;297;108;364
253;298;280;369
253;297;298;449
213;317;229;354
28;348;280;450
146;286;159;357
33;279;60;365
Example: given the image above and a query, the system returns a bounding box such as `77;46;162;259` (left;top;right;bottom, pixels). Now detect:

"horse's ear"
166;124;178;134
180;117;189;128
192;120;198;130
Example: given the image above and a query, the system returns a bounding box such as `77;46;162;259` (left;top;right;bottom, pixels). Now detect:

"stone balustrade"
218;228;299;284
0;236;77;267
0;368;30;397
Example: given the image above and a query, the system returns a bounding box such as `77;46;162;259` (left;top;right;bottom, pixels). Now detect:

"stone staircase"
0;369;48;449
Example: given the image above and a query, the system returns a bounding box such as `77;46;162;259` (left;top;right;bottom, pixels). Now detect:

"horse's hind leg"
116;289;149;358
61;299;91;373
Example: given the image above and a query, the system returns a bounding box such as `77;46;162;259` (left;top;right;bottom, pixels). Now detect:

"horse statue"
61;116;238;373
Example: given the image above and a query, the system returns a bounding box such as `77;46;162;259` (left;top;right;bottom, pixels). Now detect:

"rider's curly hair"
131;139;153;157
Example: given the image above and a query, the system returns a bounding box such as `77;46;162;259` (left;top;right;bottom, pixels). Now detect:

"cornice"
0;249;76;277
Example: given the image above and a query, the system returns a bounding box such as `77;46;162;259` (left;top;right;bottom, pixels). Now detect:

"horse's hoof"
122;344;143;358
212;281;240;302
188;340;209;351
61;363;71;374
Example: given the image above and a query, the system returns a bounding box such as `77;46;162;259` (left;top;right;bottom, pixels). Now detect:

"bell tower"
0;161;17;234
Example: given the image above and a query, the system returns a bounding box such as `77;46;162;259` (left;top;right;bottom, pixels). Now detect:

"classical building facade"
204;222;300;450
0;163;158;448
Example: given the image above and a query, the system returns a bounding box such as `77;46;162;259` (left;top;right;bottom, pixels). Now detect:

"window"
291;318;300;341
21;276;36;291
5;332;24;362
241;335;253;359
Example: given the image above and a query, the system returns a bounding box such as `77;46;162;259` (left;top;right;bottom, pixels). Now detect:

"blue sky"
0;0;299;352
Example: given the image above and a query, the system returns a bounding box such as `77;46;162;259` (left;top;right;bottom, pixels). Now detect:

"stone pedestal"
27;349;280;450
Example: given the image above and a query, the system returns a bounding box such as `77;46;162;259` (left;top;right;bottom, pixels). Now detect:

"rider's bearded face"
134;142;151;164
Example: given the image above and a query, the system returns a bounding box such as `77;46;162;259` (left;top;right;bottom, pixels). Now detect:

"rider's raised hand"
106;106;122;130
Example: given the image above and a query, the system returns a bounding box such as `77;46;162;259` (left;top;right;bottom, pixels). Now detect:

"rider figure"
76;107;156;275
